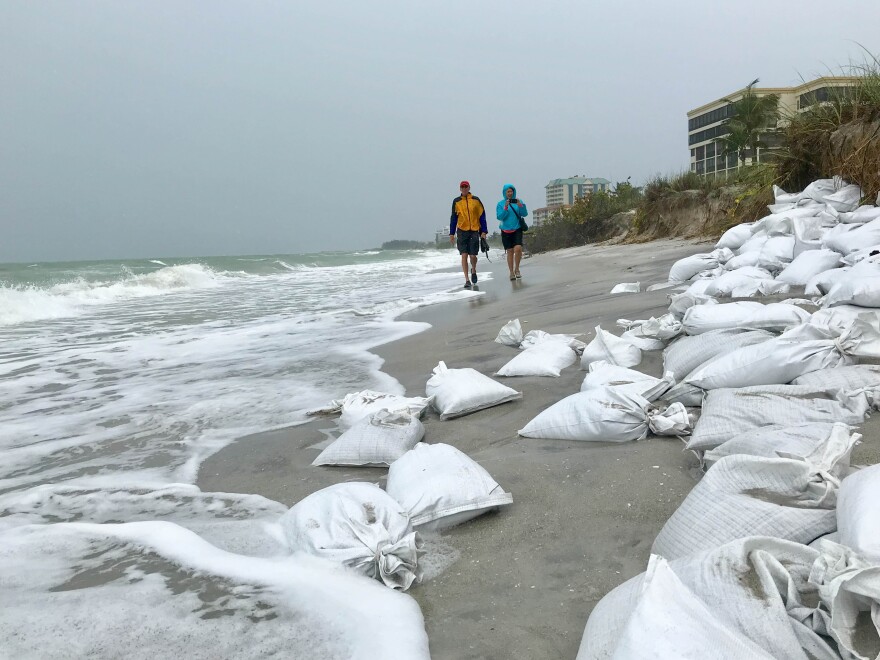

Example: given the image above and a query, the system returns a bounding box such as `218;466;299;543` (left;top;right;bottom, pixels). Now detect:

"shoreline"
197;238;715;658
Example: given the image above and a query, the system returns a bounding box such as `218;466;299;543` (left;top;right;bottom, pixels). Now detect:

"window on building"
706;142;716;157
705;158;715;173
696;145;705;160
727;152;738;168
696;160;705;174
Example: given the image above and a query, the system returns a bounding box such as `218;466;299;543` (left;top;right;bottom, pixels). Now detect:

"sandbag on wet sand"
386;443;512;531
663;328;774;382
309;390;432;429
494;318;523;346
653;425;858;560
280;482;421;590
703;422;846;467
580;361;673;401
586;555;776;659
687;384;869;452
837;464;880;563
684;317;880;391
427;361;521;420
577;537;880;660
518;387;689;442
312;410;424;467
495;334;577;377
580;325;641;369
682;301;810;335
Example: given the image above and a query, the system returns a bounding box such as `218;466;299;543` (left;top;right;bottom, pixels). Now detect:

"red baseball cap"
459;180;470;188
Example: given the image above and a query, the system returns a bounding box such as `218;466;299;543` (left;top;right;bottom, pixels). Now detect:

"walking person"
496;184;528;280
449;181;487;289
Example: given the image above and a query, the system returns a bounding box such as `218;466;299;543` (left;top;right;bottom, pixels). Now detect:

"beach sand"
198;238;880;659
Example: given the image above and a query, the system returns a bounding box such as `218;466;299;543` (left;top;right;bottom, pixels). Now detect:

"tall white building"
687;76;858;178
545;176;611;206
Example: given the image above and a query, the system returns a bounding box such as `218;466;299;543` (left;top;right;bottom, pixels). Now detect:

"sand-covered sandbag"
578;536;880;660
684;318;880;391
715;223;755;250
280;482;420;590
309;390;432;429
494;318;523;346
837;464;880;563
791;364;880;395
663;328;773;382
312;410;424;467
667;291;717;319
776;249;842;286
589;555;776;660
495;335;576;377
518;387;689;442
654;425;857;560
824;275;880;308
682;301;810;335
703;422;846;467
426;361;521;420
580;361;673;401
579;325;641;369
610;282;639;294
386;443;512;531
668;253;719;283
687;384;869;451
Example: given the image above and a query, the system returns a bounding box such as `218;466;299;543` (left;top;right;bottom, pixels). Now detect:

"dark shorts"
501;229;523;250
456;230;480;256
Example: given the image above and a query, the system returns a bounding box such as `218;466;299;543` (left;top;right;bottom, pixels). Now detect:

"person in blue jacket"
496;184;528;280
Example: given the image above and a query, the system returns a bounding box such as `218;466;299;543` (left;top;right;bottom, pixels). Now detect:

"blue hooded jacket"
496;184;528;232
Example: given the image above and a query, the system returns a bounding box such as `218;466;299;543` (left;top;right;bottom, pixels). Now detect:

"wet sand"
198;238;880;659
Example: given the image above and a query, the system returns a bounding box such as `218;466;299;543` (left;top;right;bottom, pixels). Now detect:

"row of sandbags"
288;359;539;590
575;181;880;657
665;177;880;306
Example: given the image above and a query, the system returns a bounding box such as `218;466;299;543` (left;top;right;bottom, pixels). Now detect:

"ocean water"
0;249;485;658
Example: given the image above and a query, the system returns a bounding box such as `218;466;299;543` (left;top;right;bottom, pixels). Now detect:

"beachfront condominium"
533;176;611;225
687;75;859;179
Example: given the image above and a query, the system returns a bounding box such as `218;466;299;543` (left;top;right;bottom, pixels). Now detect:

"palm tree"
716;121;750;167
722;79;780;166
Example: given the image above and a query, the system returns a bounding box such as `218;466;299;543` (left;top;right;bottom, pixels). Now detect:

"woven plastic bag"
312;410;424;467
427;361;521;419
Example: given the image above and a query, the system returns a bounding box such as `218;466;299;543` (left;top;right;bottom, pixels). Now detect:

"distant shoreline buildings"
533;176;611;225
687;75;859;178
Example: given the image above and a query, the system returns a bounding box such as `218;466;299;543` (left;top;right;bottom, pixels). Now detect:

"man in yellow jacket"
449;180;488;289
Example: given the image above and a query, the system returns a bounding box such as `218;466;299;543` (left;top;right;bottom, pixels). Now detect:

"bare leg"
460;253;470;284
514;245;523;275
469;254;478;280
506;248;515;278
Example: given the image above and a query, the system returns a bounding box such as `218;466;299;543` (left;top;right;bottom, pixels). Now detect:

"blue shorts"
456;230;480;256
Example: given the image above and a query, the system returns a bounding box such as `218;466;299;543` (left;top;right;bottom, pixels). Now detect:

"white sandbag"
518;388;689;442
604;555;776;660
668;253;719;283
792;215;830;257
580;361;673;401
386;443;513;531
495;336;576;377
735;231;770;256
809;305;880;332
773;183;801;204
578;536;880;660
519;329;585;353
839;204;880;224
837;463;880;562
616;314;682;351
703;422;845;467
667;290;716;319
682;301;810;335
663;328;773;380
494;318;523;346
309;390;432;429
824;217;880;255
704;266;783;297
755;235;796;270
662;381;705;407
280;482;420;590
805;265;853;296
824;183;862;213
681;277;715;296
610;282;639;294
312;410;424;467
801;178;842;204
654;425;858;560
710;247;735;264
715;223;754;250
841;247;880;267
684;317;880;390
580;325;641;369
426;361;521;420
776;249;841;285
791;364;880;394
687;384;869;451
722;250;764;271
824;275;880;308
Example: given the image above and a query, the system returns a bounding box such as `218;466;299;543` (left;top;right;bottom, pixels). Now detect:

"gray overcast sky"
1;1;878;262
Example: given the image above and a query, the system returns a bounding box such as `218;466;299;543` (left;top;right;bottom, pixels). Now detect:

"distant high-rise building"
544;176;611;207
